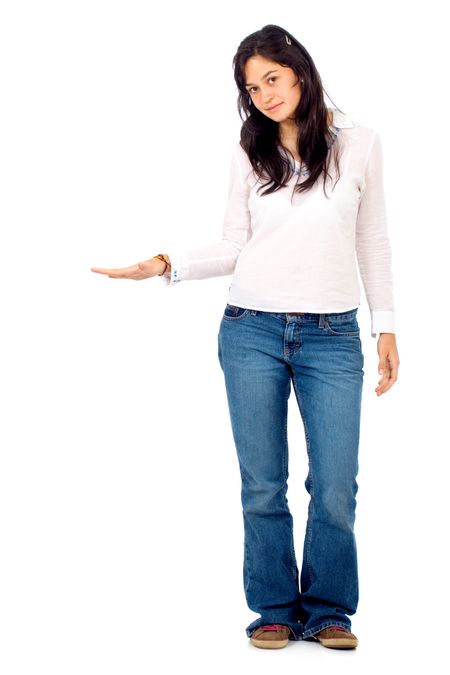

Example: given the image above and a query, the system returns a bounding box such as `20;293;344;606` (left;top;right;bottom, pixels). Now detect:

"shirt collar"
329;107;355;129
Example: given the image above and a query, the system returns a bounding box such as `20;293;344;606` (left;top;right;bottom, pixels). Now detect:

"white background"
1;1;449;673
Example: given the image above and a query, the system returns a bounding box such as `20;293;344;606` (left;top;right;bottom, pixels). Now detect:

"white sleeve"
355;130;396;338
158;143;252;286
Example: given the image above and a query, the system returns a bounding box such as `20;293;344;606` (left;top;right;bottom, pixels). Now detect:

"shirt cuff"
371;310;396;338
157;251;186;286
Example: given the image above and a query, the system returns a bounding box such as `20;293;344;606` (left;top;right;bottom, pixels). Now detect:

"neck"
278;108;333;144
278;116;299;145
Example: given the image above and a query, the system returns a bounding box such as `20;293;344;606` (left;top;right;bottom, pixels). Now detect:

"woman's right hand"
90;256;170;280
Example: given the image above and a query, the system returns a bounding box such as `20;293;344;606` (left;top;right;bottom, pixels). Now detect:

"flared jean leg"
218;310;303;639
287;324;364;638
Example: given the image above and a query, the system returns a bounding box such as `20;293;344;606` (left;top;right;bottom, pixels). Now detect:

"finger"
376;367;399;395
375;368;391;395
92;267;127;276
379;354;399;392
104;265;142;279
389;360;400;382
107;271;144;279
377;367;390;385
378;376;396;395
92;263;152;279
385;365;398;391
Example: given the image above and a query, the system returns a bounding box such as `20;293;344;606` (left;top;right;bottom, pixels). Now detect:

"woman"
91;24;400;650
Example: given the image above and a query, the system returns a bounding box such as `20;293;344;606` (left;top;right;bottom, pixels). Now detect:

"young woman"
91;24;400;650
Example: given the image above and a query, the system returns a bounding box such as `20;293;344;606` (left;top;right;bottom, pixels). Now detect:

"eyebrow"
245;69;280;88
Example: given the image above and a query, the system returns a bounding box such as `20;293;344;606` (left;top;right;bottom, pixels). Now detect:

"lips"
267;102;282;111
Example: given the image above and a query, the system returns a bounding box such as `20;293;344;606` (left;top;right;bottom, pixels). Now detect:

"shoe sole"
250;637;289;649
318;638;358;649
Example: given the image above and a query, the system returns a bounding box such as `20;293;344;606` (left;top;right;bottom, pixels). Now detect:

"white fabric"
159;107;395;338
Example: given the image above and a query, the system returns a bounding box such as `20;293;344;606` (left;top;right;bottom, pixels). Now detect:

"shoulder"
334;109;379;144
232;141;250;163
231;141;255;183
333;109;382;164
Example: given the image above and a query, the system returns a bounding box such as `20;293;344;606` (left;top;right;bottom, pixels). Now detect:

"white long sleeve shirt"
159;107;395;338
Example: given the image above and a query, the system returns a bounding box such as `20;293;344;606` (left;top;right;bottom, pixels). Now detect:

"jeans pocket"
324;316;360;337
222;304;250;321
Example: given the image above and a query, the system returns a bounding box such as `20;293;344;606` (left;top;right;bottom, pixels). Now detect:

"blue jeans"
217;305;364;640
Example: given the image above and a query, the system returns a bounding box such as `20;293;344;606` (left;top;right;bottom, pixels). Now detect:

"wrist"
153;253;171;276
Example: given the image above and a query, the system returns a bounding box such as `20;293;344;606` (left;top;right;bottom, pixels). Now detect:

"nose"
259;84;274;100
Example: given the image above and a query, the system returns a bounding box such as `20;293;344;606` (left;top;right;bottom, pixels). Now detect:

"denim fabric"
217;305;364;640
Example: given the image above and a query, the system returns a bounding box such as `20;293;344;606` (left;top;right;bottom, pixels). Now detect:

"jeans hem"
302;619;351;639
246;620;304;641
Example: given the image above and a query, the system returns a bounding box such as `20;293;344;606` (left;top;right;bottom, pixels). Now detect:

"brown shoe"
250;624;292;649
313;626;358;649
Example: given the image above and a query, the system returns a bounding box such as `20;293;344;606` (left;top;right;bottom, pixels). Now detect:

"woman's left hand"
375;334;399;396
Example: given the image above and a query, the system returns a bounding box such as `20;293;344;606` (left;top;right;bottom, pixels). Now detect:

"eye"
247;77;278;94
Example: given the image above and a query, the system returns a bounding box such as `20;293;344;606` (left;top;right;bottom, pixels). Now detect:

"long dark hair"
233;24;343;199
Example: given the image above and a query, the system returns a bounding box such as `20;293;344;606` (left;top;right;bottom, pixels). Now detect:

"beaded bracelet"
153;253;171;276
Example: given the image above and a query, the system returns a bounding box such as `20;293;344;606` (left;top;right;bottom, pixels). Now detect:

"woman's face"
243;54;302;122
